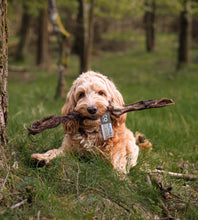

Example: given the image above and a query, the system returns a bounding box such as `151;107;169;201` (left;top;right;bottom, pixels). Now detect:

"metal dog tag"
100;112;114;140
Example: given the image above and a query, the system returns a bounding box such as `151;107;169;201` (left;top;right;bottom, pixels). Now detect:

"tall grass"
0;32;197;219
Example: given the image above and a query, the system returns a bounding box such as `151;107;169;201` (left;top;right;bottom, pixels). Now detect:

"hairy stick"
28;111;82;135
108;98;175;118
28;98;174;135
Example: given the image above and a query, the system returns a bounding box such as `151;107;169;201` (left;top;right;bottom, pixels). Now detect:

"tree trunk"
177;0;191;69
36;8;49;67
55;35;70;98
85;0;95;72
74;0;86;73
0;0;8;145
48;0;70;99
74;0;95;74
15;4;31;61
144;0;156;52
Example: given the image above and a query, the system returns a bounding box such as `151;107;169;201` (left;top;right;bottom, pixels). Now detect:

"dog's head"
62;71;126;132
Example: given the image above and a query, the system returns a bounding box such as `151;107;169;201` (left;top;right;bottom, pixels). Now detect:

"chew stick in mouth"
28;98;175;135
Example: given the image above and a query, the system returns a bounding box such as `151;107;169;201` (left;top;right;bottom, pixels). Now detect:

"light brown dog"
31;71;139;173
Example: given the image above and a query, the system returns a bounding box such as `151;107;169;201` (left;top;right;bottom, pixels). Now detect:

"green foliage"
24;0;46;17
1;32;198;219
157;0;183;15
157;0;198;16
57;0;78;14
95;0;144;19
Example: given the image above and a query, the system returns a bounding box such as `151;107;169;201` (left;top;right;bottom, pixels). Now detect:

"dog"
31;71;140;173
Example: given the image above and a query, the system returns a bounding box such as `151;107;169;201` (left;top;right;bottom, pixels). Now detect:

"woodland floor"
0;32;198;219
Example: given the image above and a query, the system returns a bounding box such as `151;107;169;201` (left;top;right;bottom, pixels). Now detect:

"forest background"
0;0;198;219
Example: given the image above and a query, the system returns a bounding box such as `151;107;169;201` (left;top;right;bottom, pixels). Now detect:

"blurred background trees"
7;0;198;97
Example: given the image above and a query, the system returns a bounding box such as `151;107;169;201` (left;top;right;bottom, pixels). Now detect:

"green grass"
1;32;198;219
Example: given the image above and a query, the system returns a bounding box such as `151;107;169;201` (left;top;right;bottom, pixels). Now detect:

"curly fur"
31;71;139;173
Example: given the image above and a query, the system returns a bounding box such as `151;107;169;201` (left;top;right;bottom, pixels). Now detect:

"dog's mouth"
84;116;100;121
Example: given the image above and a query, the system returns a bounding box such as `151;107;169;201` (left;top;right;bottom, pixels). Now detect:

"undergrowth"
0;32;197;219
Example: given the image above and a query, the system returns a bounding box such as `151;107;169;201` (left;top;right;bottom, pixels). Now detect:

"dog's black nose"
87;106;98;114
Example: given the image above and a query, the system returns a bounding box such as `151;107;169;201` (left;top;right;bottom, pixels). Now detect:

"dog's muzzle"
87;106;98;115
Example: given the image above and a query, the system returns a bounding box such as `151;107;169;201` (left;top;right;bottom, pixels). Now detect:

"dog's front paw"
31;153;51;167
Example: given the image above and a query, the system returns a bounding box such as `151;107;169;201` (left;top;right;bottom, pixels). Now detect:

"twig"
108;98;175;118
158;198;173;219
28;111;82;135
10;199;27;209
28;98;174;135
76;163;80;198
151;169;198;181
146;174;152;185
2;170;10;190
37;210;41;220
146;171;174;219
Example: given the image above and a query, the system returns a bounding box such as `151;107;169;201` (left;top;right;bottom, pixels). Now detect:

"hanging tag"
100;112;114;140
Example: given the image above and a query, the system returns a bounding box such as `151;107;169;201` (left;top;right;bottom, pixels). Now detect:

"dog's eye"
78;92;85;99
98;91;105;96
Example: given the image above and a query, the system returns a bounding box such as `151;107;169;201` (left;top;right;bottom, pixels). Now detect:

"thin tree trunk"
177;0;191;69
84;0;95;72
144;0;156;52
0;0;8;144
75;0;86;74
55;35;70;98
36;8;49;67
74;0;95;74
48;0;70;99
15;4;31;61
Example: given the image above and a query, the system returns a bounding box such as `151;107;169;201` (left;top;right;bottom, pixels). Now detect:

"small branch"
28;98;174;135
146;171;174;219
76;163;80;198
10;199;27;209
37;210;41;220
108;98;175;118
151;169;198;181
28;111;82;135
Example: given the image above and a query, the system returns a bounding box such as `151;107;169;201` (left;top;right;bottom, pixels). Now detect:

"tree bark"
48;0;70;99
74;0;95;74
144;0;156;52
85;0;95;72
177;0;191;69
55;35;70;99
74;0;86;73
0;0;8;144
15;4;31;61
36;8;49;67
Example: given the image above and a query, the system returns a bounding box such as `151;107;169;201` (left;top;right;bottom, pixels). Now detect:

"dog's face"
74;77;109;119
62;71;126;130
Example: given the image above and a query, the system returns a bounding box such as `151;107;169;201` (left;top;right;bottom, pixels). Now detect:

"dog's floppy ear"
61;87;76;116
61;85;77;133
105;78;126;125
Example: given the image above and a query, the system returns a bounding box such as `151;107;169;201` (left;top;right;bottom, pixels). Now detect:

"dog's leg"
110;130;139;173
31;135;70;165
31;146;65;165
111;149;128;173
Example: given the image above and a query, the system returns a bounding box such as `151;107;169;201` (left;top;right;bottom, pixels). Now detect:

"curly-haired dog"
31;71;139;173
